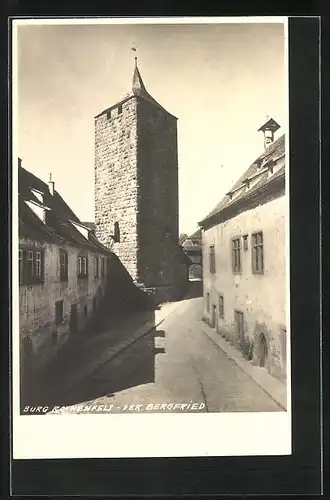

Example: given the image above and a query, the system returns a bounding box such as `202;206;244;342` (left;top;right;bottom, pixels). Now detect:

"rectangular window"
94;256;99;278
252;231;264;274
19;249;23;285
218;294;224;319
27;251;34;281
101;257;105;277
232;237;242;273
35;252;41;279
20;248;44;285
60;250;68;282
77;256;88;279
117;104;123;115
234;310;244;341
55;300;64;326
243;235;248;251
206;293;210;313
209;245;216;274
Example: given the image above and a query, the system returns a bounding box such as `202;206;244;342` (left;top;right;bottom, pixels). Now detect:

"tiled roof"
19;198;62;243
132;64;176;117
187;228;202;240
18;163;111;254
199;134;285;226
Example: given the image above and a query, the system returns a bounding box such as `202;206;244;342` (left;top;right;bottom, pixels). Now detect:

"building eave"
94;94;178;121
199;172;285;231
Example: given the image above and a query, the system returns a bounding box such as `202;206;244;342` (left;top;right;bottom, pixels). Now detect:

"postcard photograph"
12;17;291;459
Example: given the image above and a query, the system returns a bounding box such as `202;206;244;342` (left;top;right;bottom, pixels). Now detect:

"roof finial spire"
49;172;52;182
131;43;137;67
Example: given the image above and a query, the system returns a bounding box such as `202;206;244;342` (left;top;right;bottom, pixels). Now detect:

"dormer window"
70;221;89;240
227;185;244;202
25;200;47;224
118;104;123;115
31;188;44;204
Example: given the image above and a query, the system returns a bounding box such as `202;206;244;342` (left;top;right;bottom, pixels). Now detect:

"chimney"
48;172;55;195
258;117;281;150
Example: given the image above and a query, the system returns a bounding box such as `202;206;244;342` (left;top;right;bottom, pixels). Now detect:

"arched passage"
188;263;203;281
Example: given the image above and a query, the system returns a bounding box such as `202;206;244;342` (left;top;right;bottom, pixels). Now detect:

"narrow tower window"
113;222;120;243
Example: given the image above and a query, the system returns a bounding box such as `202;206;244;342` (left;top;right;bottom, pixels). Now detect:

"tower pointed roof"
132;59;148;96
131;60;171;113
95;59;177;119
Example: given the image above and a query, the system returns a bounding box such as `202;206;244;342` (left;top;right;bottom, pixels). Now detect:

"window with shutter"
35;252;41;279
94;256;99;278
209;245;216;274
232;237;242;273
77;255;88;279
252;231;264;274
19;247;45;285
60;250;68;282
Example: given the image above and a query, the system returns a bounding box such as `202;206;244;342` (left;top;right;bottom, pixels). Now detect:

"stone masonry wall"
137;99;181;289
95;95;182;295
94;98;139;281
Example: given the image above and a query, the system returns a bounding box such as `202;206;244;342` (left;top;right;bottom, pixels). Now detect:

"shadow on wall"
19;253;161;413
183;280;203;300
20;312;167;413
84;253;157;335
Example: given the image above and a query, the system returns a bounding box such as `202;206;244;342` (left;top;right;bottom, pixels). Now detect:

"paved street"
45;291;282;414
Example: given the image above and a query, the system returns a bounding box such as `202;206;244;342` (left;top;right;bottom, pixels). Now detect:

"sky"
15;19;287;236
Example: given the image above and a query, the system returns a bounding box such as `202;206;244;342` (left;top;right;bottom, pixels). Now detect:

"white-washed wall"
202;195;287;380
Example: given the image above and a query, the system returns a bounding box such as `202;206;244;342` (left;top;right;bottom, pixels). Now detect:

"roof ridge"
19;163;110;253
199;134;285;226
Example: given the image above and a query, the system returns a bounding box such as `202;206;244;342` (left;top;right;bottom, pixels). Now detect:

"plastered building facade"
18;162;111;372
199;120;287;382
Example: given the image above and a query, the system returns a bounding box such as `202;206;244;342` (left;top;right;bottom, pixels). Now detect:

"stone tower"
94;59;182;300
